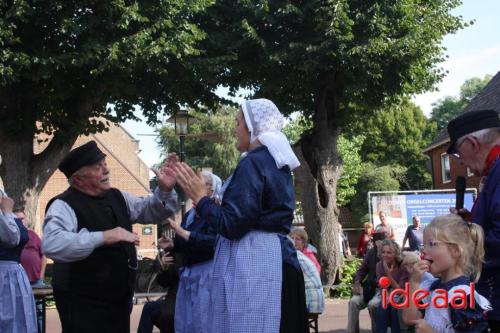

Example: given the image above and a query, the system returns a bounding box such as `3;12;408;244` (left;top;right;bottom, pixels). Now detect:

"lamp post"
166;109;196;216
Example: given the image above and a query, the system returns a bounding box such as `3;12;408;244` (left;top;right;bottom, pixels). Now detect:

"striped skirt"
0;261;37;333
208;231;282;333
175;260;213;333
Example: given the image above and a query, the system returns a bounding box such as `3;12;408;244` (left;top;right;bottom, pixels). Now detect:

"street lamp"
166;109;196;162
166;109;197;215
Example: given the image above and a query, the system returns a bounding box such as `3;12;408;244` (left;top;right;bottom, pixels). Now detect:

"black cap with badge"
59;140;106;178
447;109;500;154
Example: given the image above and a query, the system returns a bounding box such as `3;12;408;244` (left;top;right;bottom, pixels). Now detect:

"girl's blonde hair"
378;239;402;263
424;214;485;282
363;222;373;229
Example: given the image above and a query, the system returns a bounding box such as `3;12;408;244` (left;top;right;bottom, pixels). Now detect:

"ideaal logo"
378;276;475;309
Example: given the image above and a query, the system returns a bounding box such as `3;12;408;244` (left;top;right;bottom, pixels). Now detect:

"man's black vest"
48;187;137;301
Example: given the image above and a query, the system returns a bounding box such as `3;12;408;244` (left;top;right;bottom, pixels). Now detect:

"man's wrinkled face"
451;135;483;176
73;159;111;196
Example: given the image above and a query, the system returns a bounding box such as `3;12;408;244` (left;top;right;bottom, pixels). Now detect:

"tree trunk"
293;132;343;285
0;135;78;231
292;72;344;285
0;83;103;231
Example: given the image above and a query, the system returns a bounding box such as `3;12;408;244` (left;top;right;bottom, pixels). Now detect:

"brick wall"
35;124;162;259
428;143;481;191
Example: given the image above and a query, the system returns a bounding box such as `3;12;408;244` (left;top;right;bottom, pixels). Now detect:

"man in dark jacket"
42;141;178;332
447;109;500;331
347;232;386;333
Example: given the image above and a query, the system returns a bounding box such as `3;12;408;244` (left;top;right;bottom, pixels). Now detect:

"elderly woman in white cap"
158;170;221;333
174;99;307;333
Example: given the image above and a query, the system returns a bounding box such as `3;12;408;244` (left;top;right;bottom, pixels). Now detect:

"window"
441;153;451;183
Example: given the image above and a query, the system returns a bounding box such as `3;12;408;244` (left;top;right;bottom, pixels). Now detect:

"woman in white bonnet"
174;98;308;333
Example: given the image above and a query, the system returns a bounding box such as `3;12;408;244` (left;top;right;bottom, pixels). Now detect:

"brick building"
35;124;164;259
423;70;500;191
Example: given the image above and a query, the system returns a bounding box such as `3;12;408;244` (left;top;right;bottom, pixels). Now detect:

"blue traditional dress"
473;154;500;321
419;275;490;333
0;213;37;333
196;146;304;333
174;207;217;333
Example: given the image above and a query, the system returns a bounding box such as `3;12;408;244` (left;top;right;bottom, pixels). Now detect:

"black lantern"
165;109;196;163
166;109;196;216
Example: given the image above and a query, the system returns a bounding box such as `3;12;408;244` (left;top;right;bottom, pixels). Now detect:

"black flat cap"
447;109;500;154
59;140;106;178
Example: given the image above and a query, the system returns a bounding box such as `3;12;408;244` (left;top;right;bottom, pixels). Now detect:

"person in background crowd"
137;243;178;333
339;224;352;257
375;240;406;333
446;109;500;331
42;141;178;333
401;216;424;252
0;191;37;333
174;98;308;333
296;250;324;315
357;222;374;258
375;212;395;241
347;232;387;333
290;228;321;273
16;209;47;333
16;210;47;287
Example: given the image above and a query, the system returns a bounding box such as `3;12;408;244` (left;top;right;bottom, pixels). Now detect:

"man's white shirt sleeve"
42;188;177;263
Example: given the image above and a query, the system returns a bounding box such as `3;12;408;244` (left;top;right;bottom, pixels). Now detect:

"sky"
123;0;500;170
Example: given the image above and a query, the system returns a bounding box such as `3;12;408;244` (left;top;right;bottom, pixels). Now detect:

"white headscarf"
201;170;222;199
211;174;222;200
241;98;300;170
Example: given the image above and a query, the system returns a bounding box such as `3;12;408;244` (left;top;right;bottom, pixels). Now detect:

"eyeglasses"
422;240;452;251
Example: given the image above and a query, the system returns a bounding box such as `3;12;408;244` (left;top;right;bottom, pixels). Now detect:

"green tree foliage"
283;115;312;145
430;74;492;130
337;135;364;206
196;0;466;283
348;98;436;190
351;164;406;223
158;106;240;180
0;0;217;217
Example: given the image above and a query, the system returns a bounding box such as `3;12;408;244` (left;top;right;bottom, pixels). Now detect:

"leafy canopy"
430;74;492;130
198;0;467;119
158;106;240;179
347;98;436;190
0;0;216;139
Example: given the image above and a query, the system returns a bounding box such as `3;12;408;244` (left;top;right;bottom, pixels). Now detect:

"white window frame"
441;153;451;184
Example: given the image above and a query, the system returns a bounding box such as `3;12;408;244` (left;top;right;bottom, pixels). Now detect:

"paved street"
44;298;372;332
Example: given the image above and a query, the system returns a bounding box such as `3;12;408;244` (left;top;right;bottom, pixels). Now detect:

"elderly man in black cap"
42;140;178;333
447;109;500;330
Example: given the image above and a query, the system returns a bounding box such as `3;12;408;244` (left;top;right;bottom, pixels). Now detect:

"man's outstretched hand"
152;154;179;192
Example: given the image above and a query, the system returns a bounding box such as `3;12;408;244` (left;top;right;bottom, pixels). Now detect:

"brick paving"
45;298;372;332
